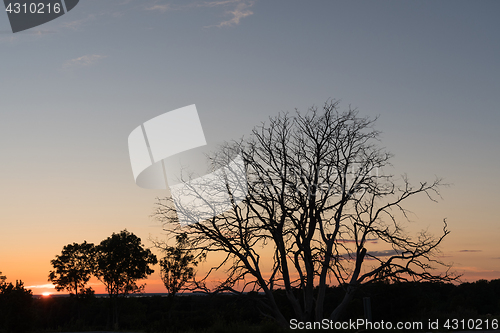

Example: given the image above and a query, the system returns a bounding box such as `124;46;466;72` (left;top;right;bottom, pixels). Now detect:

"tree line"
0;274;33;333
48;229;199;298
46;229;199;329
1;276;499;332
48;230;156;298
1;229;200;332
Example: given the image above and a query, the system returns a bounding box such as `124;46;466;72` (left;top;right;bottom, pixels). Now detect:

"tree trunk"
329;285;356;322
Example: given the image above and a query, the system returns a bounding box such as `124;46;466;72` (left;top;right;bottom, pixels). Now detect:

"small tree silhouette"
158;233;203;297
95;230;157;297
48;241;95;297
94;229;157;329
0;280;33;332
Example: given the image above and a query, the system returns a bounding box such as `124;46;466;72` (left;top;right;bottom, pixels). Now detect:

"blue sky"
0;0;499;292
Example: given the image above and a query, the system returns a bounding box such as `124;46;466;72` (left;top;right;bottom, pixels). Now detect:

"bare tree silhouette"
155;100;456;326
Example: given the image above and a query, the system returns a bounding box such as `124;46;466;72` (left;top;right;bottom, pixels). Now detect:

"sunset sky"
1;0;499;295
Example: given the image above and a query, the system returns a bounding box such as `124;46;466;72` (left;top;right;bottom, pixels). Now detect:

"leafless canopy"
154;100;455;325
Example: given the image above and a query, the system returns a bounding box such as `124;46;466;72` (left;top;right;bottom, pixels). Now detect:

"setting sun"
41;292;51;297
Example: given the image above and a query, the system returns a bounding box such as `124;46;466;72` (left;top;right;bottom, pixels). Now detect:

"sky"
0;0;499;295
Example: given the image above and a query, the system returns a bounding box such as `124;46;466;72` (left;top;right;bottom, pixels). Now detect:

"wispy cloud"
454;266;496;273
204;0;241;6
145;0;255;27
212;0;254;28
0;29;56;44
367;250;399;257
337;238;378;244
322;249;399;262
25;283;55;289
25;282;101;290
458;249;482;253
62;13;98;30
5;30;58;35
146;4;170;12
62;54;107;70
455;268;500;282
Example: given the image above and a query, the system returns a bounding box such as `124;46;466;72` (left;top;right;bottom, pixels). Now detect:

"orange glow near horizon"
2;224;499;296
20;269;500;297
5;253;500;296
